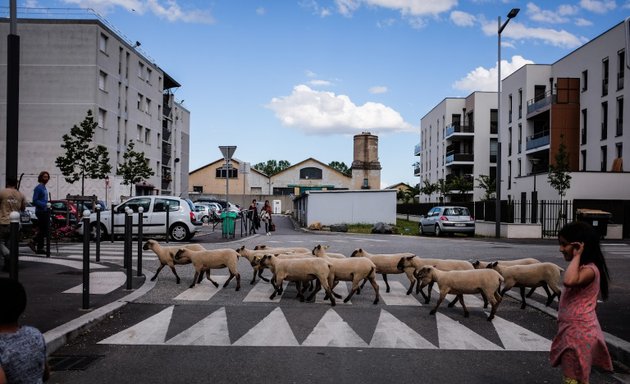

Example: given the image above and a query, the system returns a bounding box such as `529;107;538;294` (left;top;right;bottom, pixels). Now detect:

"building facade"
0;15;188;205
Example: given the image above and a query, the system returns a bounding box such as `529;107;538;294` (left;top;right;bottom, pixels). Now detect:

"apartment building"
417;92;497;202
0;15;188;204
502;19;629;202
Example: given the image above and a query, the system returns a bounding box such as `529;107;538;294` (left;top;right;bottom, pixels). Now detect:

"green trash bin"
221;211;237;238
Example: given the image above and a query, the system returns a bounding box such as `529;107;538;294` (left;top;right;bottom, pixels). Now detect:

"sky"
8;0;629;188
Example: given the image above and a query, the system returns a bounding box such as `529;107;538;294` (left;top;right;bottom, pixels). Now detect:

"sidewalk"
2;215;630;378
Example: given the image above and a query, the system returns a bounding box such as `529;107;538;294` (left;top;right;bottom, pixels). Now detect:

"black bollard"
165;201;170;243
137;206;143;277
8;211;20;280
124;208;133;290
45;202;51;258
82;211;91;309
95;205;101;262
110;204;115;243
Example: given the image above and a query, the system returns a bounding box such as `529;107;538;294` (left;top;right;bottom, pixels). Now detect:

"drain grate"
49;355;102;371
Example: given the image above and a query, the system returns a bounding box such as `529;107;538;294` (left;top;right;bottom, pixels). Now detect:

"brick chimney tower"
351;132;381;189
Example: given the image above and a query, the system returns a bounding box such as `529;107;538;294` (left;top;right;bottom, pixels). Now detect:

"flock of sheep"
142;239;564;322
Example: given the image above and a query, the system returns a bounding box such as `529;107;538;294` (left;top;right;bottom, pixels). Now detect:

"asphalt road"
45;225;629;384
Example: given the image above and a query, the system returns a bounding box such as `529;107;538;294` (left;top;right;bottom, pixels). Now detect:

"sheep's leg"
487;297;499;321
295;281;306;301
416;281;430;302
519;286;527;309
423;281;435;304
270;276;282;300
404;268;416;295
546;283;561;306
479;291;489;308
367;276;381;304
306;279;322;302
447;295;460;308
150;264;166;282
457;295;469;318
525;286;537;297
204;270;219;287
223;270;240;292
318;277;336;307
250;268;257;285
257;268;270;282
430;293;446;315
167;265;182;284
381;273;391;293
197;271;205;284
189;271;200;289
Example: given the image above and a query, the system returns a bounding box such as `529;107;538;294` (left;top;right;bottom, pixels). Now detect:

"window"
490;109;497;134
145;128;151;144
518;124;522;154
215;168;238;179
490;138;497;163
601;102;608;140
137;93;143;110
146;68;152;84
157;133;161;148
617;49;626;91
616;142;623;158
617;97;624;136
517;159;521;177
518;89;523;119
601;145;607;171
602;58;609;96
119;197;151;213
582;70;588;92
581;109;588;145
581;150;587;171
299;167;322;179
508;94;513;123
154;198;180;213
508;127;512;156
98;108;106;129
99;33;108;53
507;160;512;190
98;71;107;91
118;47;123;75
145;98;151;114
193;186;203;193
137;125;143;142
138;62;145;79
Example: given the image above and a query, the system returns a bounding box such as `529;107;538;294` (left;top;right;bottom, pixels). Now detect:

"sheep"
312;244;380;304
236;246;312;284
487;261;564;309
142;239;206;284
257;254;336;306
472;258;541;297
350;248;416;293
397;255;474;301
174;248;241;290
416;266;504;321
253;244;311;254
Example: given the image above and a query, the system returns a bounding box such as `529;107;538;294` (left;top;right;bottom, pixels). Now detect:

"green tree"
448;175;474;196
419;179;438;199
475;174;496;200
436;178;448;203
116;140;155;196
547;135;572;201
253;160;291;176
328;161;352;177
55;110;112;196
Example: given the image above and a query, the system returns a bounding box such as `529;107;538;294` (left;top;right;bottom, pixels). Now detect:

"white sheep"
174;248;241;290
312;244;380;304
257;254;336;306
350;248;416;293
472;257;541;297
236;246;312;284
396;255;474;301
487;261;563;309
416;266;504;321
142;239;206;284
253;244;311;254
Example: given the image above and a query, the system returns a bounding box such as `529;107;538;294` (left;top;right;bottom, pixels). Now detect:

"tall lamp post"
219;146;237;209
495;7;520;238
5;0;20;184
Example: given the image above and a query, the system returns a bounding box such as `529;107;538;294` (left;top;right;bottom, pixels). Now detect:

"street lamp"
495;7;520;238
219;146;237;209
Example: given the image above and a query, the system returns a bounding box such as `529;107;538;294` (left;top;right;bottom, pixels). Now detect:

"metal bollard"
8;211;20;280
95;204;101;262
110;204;115;243
82;210;91;309
124;208;133;290
45;202;51;258
165;202;170;243
137;206;143;277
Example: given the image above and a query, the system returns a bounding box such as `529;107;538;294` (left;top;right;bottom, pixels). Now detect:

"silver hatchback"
419;206;475;237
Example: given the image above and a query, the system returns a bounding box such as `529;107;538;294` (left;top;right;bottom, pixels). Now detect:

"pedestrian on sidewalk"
260;200;273;236
0;177;26;271
248;199;260;235
551;221;612;384
0;277;50;383
29;171;50;255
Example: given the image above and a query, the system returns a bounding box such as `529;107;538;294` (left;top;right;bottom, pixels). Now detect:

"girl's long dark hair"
559;221;610;300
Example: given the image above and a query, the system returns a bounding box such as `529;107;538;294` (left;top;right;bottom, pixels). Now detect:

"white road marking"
233;307;299;346
99;306;173;345
174;275;229;301
63;271;126;294
315;281;350;305
492;316;551;351
436;313;502;350
20;256;107;270
166;307;230;346
242;281;286;303
301;309;368;347
378;280;422;306
370;309;436;349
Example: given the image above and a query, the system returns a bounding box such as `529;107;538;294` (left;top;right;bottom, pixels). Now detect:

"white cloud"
266;85;414;135
369;86;388;94
579;0;616;13
481;20;586;49
574;17;593;26
452;55;535;92
309;79;333;87
450;10;476;27
526;3;572;24
362;0;458;16
62;0;214;23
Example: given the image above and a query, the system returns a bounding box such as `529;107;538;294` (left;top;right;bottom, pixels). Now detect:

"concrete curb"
43;268;156;355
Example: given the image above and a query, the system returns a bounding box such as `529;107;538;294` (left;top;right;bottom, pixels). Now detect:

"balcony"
445;123;474;138
414;143;421;156
526;130;550;150
413;162;421;176
445;152;474;165
526;91;555;116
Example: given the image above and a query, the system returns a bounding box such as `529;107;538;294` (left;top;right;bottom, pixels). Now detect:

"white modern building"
0;13;189;205
417;92;497;202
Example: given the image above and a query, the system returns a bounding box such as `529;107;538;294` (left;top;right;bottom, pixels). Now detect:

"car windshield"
444;207;470;216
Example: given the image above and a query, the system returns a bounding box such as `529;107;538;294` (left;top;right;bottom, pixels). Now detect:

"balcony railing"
445;152;474;164
414;143;421;155
527;91;555;115
526;130;550;150
445;123;474;138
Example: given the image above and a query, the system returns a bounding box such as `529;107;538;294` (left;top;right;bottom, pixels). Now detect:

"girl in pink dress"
551;221;613;383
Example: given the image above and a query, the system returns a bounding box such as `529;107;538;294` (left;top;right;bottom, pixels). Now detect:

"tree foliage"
55;110;112;196
419;179;438;197
116;140;155;196
547;135;572;200
328;161;352;177
253;160;291;176
448;175;474;196
475;174;496;200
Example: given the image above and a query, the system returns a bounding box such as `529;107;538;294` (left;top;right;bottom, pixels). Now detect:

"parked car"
49;199;79;226
77;195;200;241
195;199;240;212
418;206;475;237
76;199;108;214
194;204;213;224
195;201;222;214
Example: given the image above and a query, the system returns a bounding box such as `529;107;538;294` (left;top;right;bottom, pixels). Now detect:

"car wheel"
90;222;108;241
169;223;190;242
202;215;210;224
434;225;442;237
